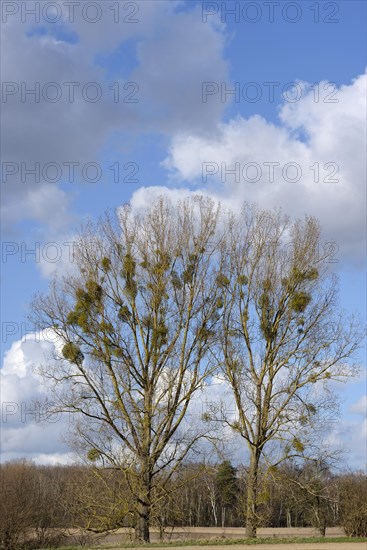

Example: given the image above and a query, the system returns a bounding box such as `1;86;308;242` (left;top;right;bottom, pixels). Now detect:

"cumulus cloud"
163;72;367;265
0;332;235;464
129;185;199;211
0;333;73;464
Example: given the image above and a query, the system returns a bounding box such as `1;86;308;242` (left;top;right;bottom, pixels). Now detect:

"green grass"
49;536;367;550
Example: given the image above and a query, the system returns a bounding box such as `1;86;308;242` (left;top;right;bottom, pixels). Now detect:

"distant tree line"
1;459;366;550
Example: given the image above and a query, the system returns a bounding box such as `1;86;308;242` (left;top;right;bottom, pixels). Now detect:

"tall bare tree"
31;196;222;542
217;205;364;537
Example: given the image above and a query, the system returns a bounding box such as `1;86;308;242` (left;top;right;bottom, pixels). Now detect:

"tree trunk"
286;508;292;528
314;498;326;537
196;493;202;525
135;470;151;543
245;451;260;538
135;500;150;543
208;483;218;527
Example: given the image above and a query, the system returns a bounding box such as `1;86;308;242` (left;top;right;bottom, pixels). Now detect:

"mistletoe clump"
66;279;103;331
290;291;311;313
62;342;84;363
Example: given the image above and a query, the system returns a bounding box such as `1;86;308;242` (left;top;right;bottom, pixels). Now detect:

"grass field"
117;544;367;550
57;527;367;550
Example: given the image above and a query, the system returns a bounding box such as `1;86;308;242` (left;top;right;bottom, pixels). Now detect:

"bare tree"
30;196;222;542
270;459;337;535
0;460;36;550
217;204;364;537
339;472;367;537
0;460;67;550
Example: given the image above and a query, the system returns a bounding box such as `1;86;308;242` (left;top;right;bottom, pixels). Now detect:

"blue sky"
1;0;366;467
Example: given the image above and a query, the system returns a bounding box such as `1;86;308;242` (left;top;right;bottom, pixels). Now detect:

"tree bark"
135;499;150;543
286;508;292;528
135;469;151;543
245;452;260;538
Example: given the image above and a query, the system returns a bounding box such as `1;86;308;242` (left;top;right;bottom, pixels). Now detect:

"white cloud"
163;72;367;265
322;392;367;469
326;417;367;470
0;333;72;463
350;395;367;417
31;452;75;466
34;232;79;279
129;185;199;211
